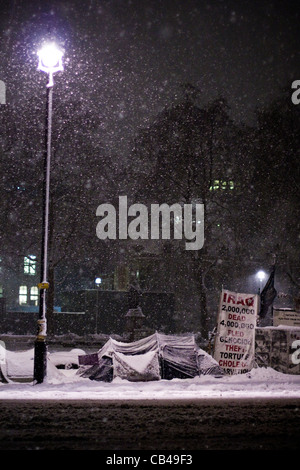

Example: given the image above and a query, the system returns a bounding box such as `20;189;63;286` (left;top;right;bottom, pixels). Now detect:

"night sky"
0;0;299;155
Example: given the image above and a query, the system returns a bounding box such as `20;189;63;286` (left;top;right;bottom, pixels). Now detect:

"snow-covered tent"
0;342;9;383
79;333;223;382
0;364;9;383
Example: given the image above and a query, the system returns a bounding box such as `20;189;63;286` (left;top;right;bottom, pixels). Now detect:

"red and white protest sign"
214;289;259;374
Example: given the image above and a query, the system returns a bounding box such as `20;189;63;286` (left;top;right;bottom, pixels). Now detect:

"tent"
0;342;9;383
79;332;223;382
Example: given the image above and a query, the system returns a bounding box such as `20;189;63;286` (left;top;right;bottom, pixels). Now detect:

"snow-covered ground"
0;347;300;401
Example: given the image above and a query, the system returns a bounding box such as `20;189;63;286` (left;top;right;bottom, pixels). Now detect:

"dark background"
0;0;299;154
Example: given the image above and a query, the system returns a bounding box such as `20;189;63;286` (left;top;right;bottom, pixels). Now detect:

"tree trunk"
198;270;209;339
192;252;209;339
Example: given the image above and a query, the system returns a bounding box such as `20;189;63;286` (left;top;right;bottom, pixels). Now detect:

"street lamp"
256;270;266;293
33;43;63;384
37;43;63;87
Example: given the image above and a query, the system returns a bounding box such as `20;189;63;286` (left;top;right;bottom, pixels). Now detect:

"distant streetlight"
33;43;63;384
256;270;266;293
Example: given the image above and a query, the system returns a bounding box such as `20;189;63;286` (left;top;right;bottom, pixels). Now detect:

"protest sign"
214;289;259;374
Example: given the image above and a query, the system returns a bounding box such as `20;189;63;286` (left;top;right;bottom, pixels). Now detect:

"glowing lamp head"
38;44;62;68
256;270;266;282
37;43;64;87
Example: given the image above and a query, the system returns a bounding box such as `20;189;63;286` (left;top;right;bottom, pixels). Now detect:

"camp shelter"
79;332;223;382
0;342;9;383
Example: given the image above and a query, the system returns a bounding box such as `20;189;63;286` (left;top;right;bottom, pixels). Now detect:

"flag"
259;266;277;318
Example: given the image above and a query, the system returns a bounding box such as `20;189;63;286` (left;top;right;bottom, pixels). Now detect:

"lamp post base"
33;339;47;384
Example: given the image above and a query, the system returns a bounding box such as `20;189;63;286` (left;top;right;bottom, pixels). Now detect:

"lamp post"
33;43;63;384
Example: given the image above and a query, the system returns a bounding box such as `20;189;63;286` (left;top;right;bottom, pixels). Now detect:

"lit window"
0;286;3;298
30;286;39;306
24;256;37;275
19;286;28;305
211;179;219;190
209;180;235;191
